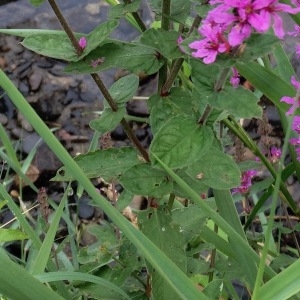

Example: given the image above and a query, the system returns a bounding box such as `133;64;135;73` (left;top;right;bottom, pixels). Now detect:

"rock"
17;111;33;132
0;113;8;125
29;68;43;91
127;99;149;117
111;124;127;141
78;195;95;220
18;81;29;94
134;127;147;141
22;132;41;154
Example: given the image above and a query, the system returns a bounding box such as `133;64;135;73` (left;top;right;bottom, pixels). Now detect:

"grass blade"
0;248;64;300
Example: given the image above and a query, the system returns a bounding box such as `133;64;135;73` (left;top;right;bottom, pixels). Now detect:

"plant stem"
158;0;171;92
92;72;149;161
47;0;82;56
48;0;149;162
199;67;230;124
161;15;202;94
214;67;231;91
91;73;118;111
125;115;149;123
161;0;171;31
123;0;147;32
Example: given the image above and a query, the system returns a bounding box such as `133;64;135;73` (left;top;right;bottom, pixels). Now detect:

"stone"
0;113;8;125
78;195;95;220
29;68;43;91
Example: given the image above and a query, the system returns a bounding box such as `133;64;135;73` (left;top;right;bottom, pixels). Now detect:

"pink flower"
295;148;300;160
189;24;229;64
230;68;240;88
260;0;300;39
270;146;282;163
291;0;300;7
79;37;87;49
280;76;300;115
292;116;300;134
287;25;300;37
296;45;300;59
232;169;257;195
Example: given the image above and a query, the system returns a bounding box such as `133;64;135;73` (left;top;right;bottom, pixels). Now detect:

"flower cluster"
232;169;257;195
186;0;300;64
280;76;300;160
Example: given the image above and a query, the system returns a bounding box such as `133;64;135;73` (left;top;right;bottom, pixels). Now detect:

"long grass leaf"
30;187;68;275
0;248;64;300
257;259;300;300
36;271;131;300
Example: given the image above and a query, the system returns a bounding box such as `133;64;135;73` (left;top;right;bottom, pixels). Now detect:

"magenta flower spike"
280;76;300;115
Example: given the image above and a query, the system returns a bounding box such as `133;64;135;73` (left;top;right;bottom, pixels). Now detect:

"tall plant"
0;0;300;299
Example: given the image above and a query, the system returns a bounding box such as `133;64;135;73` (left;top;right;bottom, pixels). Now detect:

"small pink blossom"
189;24;229;64
270;146;282;163
79;37;87;49
232;169;257;195
292;116;300;134
280;76;300;115
287;25;300;37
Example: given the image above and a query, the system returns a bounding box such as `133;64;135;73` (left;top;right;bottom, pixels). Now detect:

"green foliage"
52;147;142;182
109;0;142;19
1;0;300;299
28;0;45;7
0;229;28;242
65;41;164;75
186;148;241;190
150;115;214;168
140;29;183;59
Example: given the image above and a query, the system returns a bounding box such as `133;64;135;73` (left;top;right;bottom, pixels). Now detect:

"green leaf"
149;115;214;169
172;204;207;240
0;200;8;209
115;189;134;212
20;21;118;62
76;20;119;61
138;206;187;300
149;0;191;23
172;169;208;199
235;61;293;112
149;88;197;135
140;29;182;59
90;107;126;133
107;74;140;106
209;86;262;119
191;59;221;97
239;33;279;62
90;74;139;132
28;0;45;7
51;147;142;182
120;163;173;197
0;229;28;242
36;271;131;300
21;34;78;61
257;259;300;300
186;148;241;190
0;249;64;300
88;223;118;245
109;0;142;19
65;41;164;75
